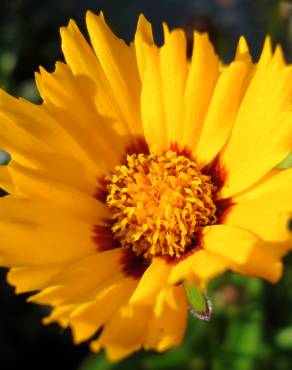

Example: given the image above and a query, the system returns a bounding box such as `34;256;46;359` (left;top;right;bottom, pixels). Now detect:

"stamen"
106;151;217;260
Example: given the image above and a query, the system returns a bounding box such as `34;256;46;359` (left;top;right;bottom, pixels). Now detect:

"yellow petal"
86;11;142;137
0;90;101;194
69;277;137;343
0;89;91;164
0;198;97;266
0;165;15;194
60;19;136;138
0;190;107;224
159;29;187;145
226;168;292;242
134;14;154;78
7;162;110;222
145;285;187;351
235;36;253;65
7;264;66;294
168;249;227;289
182;32;219;150
58;20;139;156
35;63;126;171
28;249;124;306
43;304;77;328
195;61;249;167
258;36;273;66
220;44;292;197
60;19;100;78
203;225;287;283
0;191;106;268
141;45;167;154
129;258;172;305
90;305;151;361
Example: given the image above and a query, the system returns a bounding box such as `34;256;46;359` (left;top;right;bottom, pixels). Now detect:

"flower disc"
106;150;217;259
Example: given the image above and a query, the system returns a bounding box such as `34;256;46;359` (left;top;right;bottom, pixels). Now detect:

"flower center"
106;151;217;260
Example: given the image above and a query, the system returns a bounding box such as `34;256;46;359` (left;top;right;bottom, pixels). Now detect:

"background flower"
2;1;289;368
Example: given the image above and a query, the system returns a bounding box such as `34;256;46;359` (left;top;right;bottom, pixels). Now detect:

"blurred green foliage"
1;1;292;370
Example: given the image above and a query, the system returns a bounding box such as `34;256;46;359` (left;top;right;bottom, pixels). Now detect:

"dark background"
1;1;292;369
1;0;292;100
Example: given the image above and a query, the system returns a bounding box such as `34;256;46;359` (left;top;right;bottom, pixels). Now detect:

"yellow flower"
0;11;292;361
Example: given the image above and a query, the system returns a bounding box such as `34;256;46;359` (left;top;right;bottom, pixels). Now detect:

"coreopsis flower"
0;11;292;361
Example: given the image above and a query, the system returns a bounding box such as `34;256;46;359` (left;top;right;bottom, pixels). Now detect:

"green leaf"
0;150;11;165
275;326;292;349
277;153;292;169
183;280;212;321
78;353;112;370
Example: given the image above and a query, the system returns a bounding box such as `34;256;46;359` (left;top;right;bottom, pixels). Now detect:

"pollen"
106;151;218;260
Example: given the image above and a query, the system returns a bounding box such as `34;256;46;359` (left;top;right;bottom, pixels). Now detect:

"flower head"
0;11;292;361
